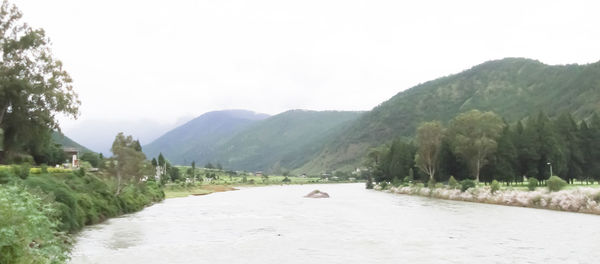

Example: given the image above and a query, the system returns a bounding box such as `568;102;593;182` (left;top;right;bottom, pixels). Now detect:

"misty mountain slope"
212;110;363;172
143;110;269;164
298;58;600;173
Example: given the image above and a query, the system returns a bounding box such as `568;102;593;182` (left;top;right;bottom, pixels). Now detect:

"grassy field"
487;180;600;191
163;174;358;198
164;184;238;198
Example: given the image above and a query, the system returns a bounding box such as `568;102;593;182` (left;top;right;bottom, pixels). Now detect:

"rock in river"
304;190;330;198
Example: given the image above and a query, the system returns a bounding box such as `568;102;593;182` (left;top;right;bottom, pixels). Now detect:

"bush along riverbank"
0;166;164;263
375;179;600;215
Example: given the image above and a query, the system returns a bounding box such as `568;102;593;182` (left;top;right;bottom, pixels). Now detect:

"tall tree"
0;1;80;161
191;161;196;182
555;112;584;183
415;121;444;181
448;110;503;182
111;133;146;195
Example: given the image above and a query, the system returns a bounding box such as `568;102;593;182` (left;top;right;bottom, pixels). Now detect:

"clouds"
12;0;600;131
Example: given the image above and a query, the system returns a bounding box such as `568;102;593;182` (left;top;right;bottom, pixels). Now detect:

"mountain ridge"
297;57;600;173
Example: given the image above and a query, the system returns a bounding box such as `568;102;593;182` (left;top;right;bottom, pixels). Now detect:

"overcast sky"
13;0;600;132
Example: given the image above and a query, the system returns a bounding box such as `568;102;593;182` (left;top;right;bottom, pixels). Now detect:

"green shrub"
365;178;374;189
460;179;476;192
547;176;567;192
448;176;459;189
0;170;12;184
427;178;436;188
13;164;30;179
29;167;42;174
392;176;401;187
0;186;69;263
491;180;500;194
282;176;291;184
41;164;48;174
435;183;444;189
379;182;388;190
527;178;539;191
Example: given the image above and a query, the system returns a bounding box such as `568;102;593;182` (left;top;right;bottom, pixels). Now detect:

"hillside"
143;110;269;164
298;58;600;173
212;110;363;172
51;132;94;153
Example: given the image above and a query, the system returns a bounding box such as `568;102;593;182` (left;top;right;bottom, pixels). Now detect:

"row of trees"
367;110;600;185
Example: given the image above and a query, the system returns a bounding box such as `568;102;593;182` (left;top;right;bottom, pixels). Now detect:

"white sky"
12;0;600;132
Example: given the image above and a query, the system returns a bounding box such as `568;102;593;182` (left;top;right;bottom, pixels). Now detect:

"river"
70;183;600;263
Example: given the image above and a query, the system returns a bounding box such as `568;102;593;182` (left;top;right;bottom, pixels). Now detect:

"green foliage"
415;121;444;180
379;181;388;190
304;58;600;173
460;179;476;192
22;172;163;232
391;176;401;187
80;152;102;168
111;133;147;194
0;186;69;263
490;180;500;194
41;164;48;174
12;164;30;179
547;176;567;192
448;176;459;189
143;110;362;173
527;178;539;191
0;1;80;162
365;177;374;189
427;178;436;188
282;176;291;184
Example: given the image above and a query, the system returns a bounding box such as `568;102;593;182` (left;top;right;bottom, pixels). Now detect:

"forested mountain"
143;109;362;172
51;132;93;153
143;110;269;164
298;58;600;173
211;110;362;172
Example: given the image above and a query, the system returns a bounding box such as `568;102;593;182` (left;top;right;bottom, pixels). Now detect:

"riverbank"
0;167;164;263
164;184;238;198
378;185;600;215
164;179;362;198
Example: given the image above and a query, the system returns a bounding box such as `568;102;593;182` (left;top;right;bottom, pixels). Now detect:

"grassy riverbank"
164;184;237;198
163;175;359;198
0;166;164;263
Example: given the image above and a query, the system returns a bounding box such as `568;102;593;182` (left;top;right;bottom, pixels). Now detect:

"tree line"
366;109;600;185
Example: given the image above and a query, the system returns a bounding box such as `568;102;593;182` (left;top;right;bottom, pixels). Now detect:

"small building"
255;171;263;177
62;147;79;168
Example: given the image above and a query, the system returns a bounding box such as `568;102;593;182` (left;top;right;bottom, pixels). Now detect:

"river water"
70;183;600;264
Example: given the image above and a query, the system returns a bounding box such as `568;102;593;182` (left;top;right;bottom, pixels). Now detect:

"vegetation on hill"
212;110;363;172
144;110;362;173
366;110;600;186
51;131;93;154
300;58;600;173
143;110;269;165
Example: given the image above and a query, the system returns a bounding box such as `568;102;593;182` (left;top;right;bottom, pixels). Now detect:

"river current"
70;183;600;263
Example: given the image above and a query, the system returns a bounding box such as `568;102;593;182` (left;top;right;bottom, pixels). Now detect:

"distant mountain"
211;110;363;172
298;58;600;173
143;110;270;164
51;132;93;153
63;117;192;156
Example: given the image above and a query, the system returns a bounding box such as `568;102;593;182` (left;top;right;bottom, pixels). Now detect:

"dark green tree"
0;1;80;162
554;113;584;183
